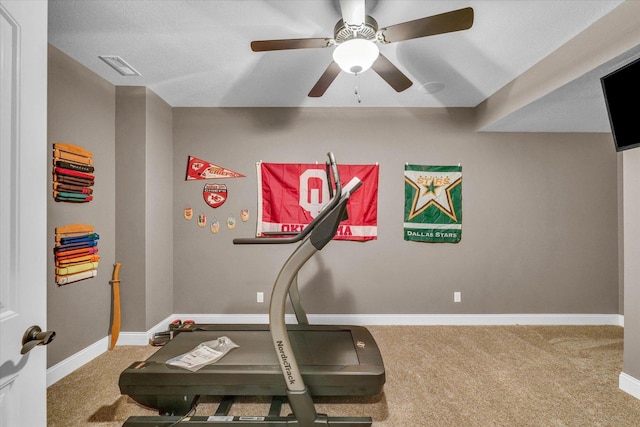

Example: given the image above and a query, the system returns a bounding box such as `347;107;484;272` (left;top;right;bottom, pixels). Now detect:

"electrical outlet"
454;291;461;303
257;292;264;303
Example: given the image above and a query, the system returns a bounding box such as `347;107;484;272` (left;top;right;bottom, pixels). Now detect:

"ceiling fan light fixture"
332;39;379;74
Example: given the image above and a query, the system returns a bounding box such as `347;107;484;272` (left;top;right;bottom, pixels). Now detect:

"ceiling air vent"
98;55;141;76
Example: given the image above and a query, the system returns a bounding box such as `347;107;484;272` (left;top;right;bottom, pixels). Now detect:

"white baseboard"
305;313;624;326
46;313;624;387
46;336;109;387
620;372;640;399
173;313;624;326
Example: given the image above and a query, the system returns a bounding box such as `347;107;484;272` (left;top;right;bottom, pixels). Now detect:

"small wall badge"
197;214;207;227
227;217;236;229
210;219;220;234
240;209;250;222
184;206;193;220
203;183;228;208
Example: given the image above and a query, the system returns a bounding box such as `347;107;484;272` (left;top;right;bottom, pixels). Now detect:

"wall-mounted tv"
600;56;640;152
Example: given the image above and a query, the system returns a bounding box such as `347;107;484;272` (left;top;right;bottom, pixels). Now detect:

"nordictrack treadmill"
119;153;385;426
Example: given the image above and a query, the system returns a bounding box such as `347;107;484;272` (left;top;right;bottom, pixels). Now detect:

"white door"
0;1;48;426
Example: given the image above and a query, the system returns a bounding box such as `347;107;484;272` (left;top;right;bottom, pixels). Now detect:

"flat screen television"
600;56;640;152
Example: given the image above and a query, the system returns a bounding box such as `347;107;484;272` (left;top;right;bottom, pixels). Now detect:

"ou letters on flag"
257;163;378;241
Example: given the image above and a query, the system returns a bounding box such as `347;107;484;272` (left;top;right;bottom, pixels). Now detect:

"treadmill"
119;153;385;426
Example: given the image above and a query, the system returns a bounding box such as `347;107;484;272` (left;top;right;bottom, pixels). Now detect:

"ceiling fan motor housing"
333;15;378;43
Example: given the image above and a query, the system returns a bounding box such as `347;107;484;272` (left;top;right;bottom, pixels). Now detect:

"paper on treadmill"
166;336;239;372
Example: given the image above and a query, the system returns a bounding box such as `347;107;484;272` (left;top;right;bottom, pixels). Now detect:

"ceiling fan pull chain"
355;73;361;104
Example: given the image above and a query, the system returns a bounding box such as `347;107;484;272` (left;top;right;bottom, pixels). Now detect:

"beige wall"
48;48;173;366
172;107;619;316
144;89;174;329
47;45;116;366
116;86;174;333
622;148;640;379
115;86;147;331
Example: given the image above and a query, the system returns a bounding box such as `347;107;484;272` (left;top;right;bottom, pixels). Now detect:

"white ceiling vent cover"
99;55;141;76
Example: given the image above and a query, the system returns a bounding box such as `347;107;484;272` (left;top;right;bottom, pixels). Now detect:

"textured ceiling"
48;0;639;132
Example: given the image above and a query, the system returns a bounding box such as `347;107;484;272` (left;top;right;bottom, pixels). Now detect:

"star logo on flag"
421;180;442;198
405;174;461;221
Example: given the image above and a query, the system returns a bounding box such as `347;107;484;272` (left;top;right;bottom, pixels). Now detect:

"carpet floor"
47;325;640;426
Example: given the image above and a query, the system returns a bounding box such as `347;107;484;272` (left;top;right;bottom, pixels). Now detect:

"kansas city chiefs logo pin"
203;183;228;208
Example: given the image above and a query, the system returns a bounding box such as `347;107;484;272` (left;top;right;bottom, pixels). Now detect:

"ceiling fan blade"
339;0;365;25
251;38;331;52
308;61;342;97
371;54;413;92
379;7;474;43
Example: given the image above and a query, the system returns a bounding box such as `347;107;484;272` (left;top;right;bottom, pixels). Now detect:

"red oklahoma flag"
257;163;378;241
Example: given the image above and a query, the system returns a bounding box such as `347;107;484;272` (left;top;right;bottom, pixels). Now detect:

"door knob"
21;325;55;354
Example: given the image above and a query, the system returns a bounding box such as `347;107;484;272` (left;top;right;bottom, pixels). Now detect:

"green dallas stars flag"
404;164;462;243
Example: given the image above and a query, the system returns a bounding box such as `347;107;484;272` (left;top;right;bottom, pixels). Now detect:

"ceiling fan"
250;0;474;97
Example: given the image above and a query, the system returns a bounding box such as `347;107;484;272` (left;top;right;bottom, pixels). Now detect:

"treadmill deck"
119;324;385;411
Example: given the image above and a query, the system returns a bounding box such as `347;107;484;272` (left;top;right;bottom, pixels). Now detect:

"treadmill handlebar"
310;177;362;251
233;152;345;245
342;177;363;197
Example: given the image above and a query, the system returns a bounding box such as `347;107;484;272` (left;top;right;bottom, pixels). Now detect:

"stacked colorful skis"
54;224;100;285
53;142;94;203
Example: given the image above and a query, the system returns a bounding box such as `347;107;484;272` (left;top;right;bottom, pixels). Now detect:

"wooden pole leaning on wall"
109;262;122;350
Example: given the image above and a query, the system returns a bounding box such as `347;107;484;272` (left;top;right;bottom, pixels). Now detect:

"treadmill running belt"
148;330;359;366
